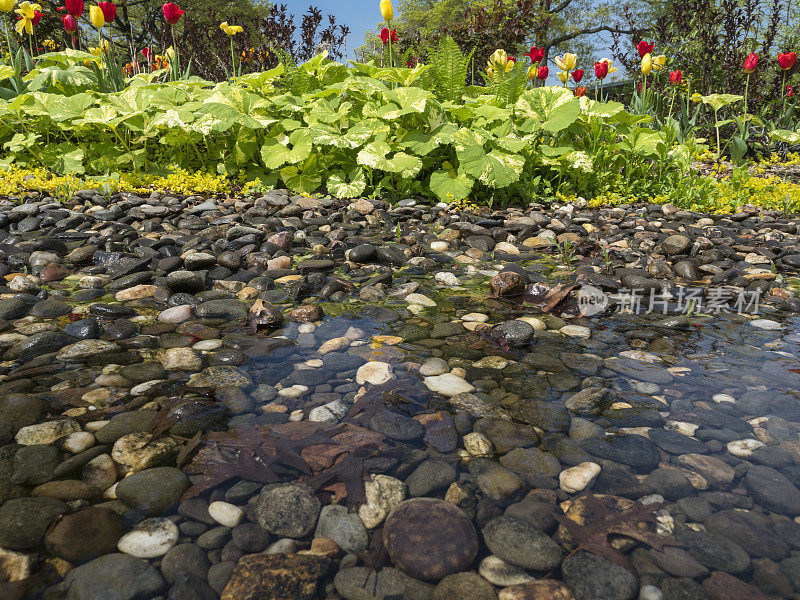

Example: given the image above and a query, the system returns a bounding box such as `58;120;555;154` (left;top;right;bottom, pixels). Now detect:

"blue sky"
280;0;377;59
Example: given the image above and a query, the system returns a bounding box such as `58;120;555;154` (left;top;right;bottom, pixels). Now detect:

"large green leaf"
454;128;524;188
516;87;580;133
260;129;312;169
429;169;474;201
327;167;367;198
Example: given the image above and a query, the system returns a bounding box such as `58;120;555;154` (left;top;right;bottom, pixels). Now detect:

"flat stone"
221;553;330;600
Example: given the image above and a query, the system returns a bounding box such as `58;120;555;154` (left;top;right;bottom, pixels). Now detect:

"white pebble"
130;380;165;395
193;339;222;351
208;501;243;528
419;358;449;377
430;241;450;252
462;313;489;323
559;462;601;494
60;431;95;454
727;438;764;458
434;272;460;286
560;325;591;339
158;305;193;324
712;393;736;404
356;362;394;386
750;319;783;330
405;293;436;307
117;518;179;558
298;323;316;334
639;585;665;600
423;373;475;397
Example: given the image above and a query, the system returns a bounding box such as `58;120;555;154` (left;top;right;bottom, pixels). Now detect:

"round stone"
432;572;497;600
253;482;320;538
383;498;479;581
482;515;562;571
117;517;179;558
208;501;244;528
45;506;125;564
560;462;601;494
356;361;394;386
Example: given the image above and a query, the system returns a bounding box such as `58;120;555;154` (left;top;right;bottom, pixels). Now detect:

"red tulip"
743;52;758;73
636;40;654;58
508;56;516;64
64;0;83;18
528;46;544;64
32;10;43;26
537;65;548;80
669;70;682;85
142;47;153;60
779;52;797;71
380;27;398;44
594;60;608;79
574;86;586;97
98;1;116;22
62;13;77;33
572;69;584;83
162;2;185;25
787;86;795;98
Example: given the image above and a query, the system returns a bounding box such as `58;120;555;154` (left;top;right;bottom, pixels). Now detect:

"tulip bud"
98;0;115;22
669;70;682;85
557;70;569;83
64;0;83;18
574;86;586;97
63;13;77;33
743;52;758;73
537;65;548;80
379;0;393;21
89;4;104;28
652;55;666;71
594;60;609;80
778;52;797;71
641;53;652;75
572;69;584;83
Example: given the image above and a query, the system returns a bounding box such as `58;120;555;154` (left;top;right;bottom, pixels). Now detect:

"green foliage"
428;36;474;102
0;50;703;206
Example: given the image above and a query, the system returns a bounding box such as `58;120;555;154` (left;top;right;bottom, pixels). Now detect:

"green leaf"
280;155;322;194
700;93;743;112
327;167;367;198
770;129;800;144
429;170;474;202
260;129;312;169
516;87;580;133
454;128;524;188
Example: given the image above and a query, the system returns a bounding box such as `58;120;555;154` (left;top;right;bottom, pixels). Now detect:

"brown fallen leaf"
553;491;682;569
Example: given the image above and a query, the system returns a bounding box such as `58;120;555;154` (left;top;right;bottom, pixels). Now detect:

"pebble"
559;462;601;493
423;373;475;397
208;501;244;528
117;517;179;558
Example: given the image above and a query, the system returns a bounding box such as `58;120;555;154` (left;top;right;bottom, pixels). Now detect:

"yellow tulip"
652;55;666;71
220;21;243;36
526;65;537;80
90;5;104;28
0;0;15;13
14;2;40;36
379;0;393;21
641;53;652;75
557;70;569;83
165;46;175;61
691;92;702;103
597;58;617;75
554;53;577;71
487;48;514;73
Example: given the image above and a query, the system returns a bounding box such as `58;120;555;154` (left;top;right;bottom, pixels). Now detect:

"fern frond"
430;36;473;102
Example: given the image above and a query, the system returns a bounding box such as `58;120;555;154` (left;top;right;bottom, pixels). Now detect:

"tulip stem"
386;20;393;69
667;87;677;121
781;71;788;124
743;73;750;140
641;73;647;115
230;37;236;79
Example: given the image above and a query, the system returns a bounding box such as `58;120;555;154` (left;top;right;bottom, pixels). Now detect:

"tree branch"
545;26;641;52
549;0;574;16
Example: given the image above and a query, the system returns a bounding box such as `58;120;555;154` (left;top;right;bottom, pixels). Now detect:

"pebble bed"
1;190;800;600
